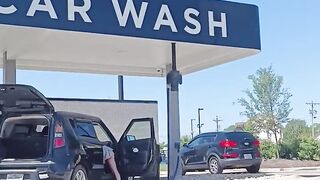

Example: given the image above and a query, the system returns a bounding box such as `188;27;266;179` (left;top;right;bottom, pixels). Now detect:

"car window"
188;135;217;147
201;135;217;144
225;132;254;142
35;125;47;133
73;120;97;139
126;121;151;141
93;123;111;142
188;137;202;147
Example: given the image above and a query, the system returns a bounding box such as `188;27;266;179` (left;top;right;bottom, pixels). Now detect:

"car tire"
208;156;223;174
71;165;88;180
246;164;260;173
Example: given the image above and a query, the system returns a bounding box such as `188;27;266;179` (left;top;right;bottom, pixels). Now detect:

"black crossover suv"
180;131;262;175
0;84;160;180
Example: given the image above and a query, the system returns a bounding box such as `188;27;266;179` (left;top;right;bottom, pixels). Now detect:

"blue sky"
1;0;320;142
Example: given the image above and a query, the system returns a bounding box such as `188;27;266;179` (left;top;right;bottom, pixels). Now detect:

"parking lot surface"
160;167;320;179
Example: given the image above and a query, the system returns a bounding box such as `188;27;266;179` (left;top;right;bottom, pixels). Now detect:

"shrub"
282;119;311;159
279;143;293;159
260;139;277;159
297;137;320;160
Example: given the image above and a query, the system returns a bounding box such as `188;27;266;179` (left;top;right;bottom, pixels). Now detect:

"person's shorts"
103;146;114;163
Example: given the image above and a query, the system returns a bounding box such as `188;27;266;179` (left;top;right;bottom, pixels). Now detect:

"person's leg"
106;156;121;180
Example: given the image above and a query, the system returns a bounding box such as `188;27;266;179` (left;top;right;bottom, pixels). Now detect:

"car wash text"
0;0;260;48
0;0;227;37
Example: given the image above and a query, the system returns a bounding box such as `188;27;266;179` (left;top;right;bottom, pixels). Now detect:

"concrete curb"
261;166;320;172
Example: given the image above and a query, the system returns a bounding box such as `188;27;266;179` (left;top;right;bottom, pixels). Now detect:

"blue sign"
0;0;260;49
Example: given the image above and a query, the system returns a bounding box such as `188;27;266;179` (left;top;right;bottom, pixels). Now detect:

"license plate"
6;174;24;180
244;154;252;159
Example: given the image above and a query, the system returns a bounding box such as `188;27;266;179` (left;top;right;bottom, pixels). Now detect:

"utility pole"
197;108;204;134
306;101;320;138
213;116;223;132
190;119;196;138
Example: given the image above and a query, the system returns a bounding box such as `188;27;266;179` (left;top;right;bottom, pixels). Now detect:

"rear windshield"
225;132;254;142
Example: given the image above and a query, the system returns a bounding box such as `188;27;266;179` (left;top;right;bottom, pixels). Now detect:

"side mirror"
183;143;188;148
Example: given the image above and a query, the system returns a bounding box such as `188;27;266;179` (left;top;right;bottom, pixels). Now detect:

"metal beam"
3;51;16;84
118;75;124;100
166;43;182;180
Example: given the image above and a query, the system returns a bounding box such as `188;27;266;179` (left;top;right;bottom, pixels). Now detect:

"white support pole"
3;51;16;84
166;43;182;180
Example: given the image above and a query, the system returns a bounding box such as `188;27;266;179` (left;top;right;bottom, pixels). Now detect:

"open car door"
117;118;159;179
0;84;54;115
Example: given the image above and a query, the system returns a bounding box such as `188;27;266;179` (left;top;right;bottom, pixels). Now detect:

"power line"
306;101;320;138
213;116;223;132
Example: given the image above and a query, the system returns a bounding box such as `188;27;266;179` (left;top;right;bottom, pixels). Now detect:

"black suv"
180;131;262;175
0;84;160;180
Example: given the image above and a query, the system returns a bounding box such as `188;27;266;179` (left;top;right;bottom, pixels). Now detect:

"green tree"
244;119;260;136
238;66;293;158
283;119;310;141
224;125;236;131
159;142;167;151
282;119;311;158
180;135;192;147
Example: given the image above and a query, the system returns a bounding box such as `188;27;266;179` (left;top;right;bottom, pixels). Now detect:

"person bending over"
103;146;121;180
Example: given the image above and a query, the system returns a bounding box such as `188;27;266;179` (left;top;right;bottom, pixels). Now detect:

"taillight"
255;151;261;158
54;138;65;148
54;122;65;149
219;140;237;148
223;153;239;159
253;139;260;148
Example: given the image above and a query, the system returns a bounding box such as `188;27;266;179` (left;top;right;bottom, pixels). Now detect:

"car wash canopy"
0;1;260;179
0;0;260;76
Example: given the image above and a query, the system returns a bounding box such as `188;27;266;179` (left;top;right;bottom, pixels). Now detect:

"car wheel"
71;165;88;180
208;156;223;174
246;164;260;173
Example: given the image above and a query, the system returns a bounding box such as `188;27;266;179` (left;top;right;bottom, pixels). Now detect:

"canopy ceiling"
0;24;258;77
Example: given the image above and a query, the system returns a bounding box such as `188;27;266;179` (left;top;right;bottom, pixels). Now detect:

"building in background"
49;98;159;142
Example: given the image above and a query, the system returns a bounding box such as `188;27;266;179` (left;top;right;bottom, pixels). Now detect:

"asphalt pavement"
160;167;320;179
